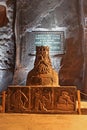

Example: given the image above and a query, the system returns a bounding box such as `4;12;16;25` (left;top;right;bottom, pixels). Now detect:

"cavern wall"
0;0;15;91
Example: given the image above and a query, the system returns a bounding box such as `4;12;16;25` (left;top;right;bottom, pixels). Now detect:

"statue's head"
34;46;51;73
36;46;49;57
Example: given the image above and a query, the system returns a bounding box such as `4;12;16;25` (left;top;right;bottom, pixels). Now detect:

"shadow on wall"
59;37;84;90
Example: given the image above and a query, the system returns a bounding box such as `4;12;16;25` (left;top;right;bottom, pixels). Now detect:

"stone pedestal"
7;86;77;114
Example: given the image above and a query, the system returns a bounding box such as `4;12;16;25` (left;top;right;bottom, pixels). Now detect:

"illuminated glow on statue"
26;46;59;86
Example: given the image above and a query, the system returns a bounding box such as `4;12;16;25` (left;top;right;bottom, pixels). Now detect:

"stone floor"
0;114;87;130
0;100;87;130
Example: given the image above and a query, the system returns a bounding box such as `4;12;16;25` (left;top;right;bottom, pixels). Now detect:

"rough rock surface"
0;1;15;91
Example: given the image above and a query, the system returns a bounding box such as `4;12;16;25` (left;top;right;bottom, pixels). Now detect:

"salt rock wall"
0;0;15;91
13;0;84;90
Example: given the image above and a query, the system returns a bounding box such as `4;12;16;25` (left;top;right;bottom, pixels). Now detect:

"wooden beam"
77;90;81;114
2;91;6;113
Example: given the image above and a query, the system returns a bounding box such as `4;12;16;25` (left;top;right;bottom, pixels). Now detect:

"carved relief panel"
7;86;77;114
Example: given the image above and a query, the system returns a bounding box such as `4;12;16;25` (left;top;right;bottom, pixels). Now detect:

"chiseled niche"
0;5;8;27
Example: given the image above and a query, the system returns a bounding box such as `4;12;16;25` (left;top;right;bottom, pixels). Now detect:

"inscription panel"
28;31;65;55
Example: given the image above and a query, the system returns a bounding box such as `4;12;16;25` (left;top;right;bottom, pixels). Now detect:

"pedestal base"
7;86;77;114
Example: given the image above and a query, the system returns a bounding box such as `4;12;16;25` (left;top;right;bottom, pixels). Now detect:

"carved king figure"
26;46;59;86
